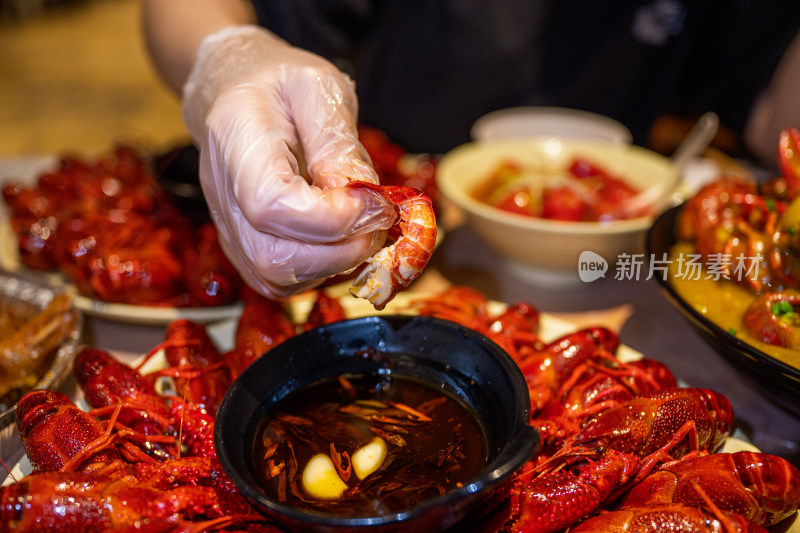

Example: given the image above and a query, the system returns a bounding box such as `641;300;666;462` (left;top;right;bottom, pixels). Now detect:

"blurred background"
0;0;188;157
0;0;746;161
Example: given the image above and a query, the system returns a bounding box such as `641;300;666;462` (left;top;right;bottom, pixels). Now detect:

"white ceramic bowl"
471;107;633;144
436;138;679;286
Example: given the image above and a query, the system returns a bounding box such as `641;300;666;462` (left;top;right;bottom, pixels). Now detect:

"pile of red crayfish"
1;145;244;307
2;285;799;532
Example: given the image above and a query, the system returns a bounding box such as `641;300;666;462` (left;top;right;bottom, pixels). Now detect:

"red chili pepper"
568;158;610;179
589;176;644;220
496;188;539;217
541;185;590;221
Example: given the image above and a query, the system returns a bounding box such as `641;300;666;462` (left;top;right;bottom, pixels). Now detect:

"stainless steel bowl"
0;271;82;465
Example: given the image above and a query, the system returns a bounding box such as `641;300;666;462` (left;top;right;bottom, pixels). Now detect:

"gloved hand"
182;25;395;299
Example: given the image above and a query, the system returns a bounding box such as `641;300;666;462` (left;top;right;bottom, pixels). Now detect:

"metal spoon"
618;111;719;217
665;111;720;205
670;111;719;174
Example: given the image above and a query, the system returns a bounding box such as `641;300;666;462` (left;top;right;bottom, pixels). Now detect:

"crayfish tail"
350;251;394;310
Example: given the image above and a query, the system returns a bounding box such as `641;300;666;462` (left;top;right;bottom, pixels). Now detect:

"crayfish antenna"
135;338;204;372
532;441;599;476
689;480;738;533
0;456;17;484
183;514;270;533
177;387;189;459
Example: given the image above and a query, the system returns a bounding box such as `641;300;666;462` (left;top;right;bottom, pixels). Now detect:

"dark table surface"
431;223;800;467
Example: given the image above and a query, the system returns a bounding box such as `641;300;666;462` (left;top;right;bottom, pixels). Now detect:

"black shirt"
251;0;800;154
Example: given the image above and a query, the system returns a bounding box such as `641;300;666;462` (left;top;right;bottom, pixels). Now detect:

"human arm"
744;31;800;166
142;0;257;94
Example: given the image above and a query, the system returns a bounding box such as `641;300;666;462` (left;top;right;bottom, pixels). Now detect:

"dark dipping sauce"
252;373;488;516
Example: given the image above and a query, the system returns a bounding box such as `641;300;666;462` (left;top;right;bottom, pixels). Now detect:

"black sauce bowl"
214;315;538;532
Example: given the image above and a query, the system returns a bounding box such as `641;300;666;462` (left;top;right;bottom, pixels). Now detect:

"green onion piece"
771;300;795;321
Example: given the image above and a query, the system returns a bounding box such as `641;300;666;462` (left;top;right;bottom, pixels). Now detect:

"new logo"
578;251;608;282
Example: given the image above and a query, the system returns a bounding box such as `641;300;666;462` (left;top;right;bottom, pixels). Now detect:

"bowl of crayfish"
214;314;539;532
437;137;679;286
647;127;800;415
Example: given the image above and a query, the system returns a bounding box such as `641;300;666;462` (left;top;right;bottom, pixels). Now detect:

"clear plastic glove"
182;25;396;299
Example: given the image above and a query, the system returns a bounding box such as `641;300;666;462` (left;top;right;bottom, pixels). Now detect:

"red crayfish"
3;286;799;532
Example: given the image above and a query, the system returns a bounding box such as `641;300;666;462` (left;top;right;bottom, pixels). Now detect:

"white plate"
0;263;243;326
0;156;242;325
68;293;243;325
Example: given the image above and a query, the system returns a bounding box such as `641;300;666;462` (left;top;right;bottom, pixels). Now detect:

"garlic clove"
301;453;348;500
352;437;388;480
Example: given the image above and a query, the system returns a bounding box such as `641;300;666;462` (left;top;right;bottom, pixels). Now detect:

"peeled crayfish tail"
348;182;437;310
